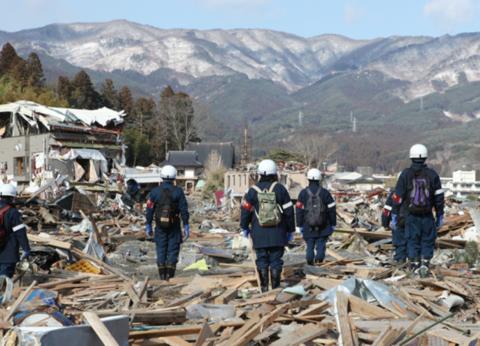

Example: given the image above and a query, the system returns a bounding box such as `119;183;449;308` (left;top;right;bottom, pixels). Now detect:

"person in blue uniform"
382;189;407;264
146;165;190;280
0;184;30;278
296;168;336;265
240;159;295;292
391;144;444;277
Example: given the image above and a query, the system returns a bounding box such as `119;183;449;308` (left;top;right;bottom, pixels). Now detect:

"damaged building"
0;100;126;185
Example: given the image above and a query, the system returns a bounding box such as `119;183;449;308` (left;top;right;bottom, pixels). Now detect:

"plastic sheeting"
317;277;407;312
49;149;108;174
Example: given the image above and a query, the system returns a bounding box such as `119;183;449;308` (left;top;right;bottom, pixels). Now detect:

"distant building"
185;142;235;169
446;170;480;197
0;100;125;185
161;151;203;193
347;176;384;192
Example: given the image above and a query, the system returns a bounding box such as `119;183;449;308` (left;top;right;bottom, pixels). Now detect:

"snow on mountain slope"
2;20;480;98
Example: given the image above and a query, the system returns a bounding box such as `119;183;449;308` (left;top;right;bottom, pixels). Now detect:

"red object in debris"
296;201;304;209
146;199;154;209
215;191;225;208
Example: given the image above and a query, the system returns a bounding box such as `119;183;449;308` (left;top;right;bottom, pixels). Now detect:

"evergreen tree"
100;79;118;109
57;76;73;104
10;59;28;89
26;52;45;88
159;86;199;151
71;70;101;109
0;43;20;75
133;97;156;134
118;86;133;116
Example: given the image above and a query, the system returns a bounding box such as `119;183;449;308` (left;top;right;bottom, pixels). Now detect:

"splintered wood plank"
194;321;214;346
82;311;120;346
295;301;329;318
269;323;327;346
5;281;37;321
348;295;396;320
227;304;289;346
335;291;355;346
154;336;192;346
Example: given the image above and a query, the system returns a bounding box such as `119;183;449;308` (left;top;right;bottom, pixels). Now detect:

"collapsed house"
0;101;126;186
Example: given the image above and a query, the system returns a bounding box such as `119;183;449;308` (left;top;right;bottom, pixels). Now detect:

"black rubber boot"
166;265;176;280
409;258;420;273
157;265;167;280
259;268;270;292
314;259;324;265
270;268;282;289
418;259;430;278
307;260;314;266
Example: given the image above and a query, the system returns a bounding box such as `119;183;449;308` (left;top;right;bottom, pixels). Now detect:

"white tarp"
49;149;108;173
0;100;125;127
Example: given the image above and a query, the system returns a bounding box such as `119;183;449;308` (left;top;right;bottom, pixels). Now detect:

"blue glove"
436;215;444;229
330;226;336;232
145;224;153;238
242;228;250;238
184;224;190;241
287;232;294;242
21;251;30;261
389;214;398;231
296;227;304;235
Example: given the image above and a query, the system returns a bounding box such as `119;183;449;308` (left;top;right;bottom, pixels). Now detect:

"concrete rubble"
1;174;480;345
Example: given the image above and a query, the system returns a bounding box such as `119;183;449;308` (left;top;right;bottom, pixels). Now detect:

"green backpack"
252;182;282;227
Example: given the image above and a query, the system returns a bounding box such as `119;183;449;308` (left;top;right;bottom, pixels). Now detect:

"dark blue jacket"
146;181;189;231
392;162;444;217
240;178;295;249
0;200;30;264
296;182;336;239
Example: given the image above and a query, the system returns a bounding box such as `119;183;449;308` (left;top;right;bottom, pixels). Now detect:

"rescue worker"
382;188;407;264
122;179;143;210
296;168;336;265
146;165;190;281
0;184;30;278
391;144;444;277
241;159;295;292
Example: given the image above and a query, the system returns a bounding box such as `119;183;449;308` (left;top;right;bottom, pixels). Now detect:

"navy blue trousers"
0;263;16;278
154;228;182;266
305;237;328;262
255;247;284;270
406;214;436;260
392;226;407;261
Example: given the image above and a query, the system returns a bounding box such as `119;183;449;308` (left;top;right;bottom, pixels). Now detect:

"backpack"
0;205;11;249
252;182;282;227
154;187;177;229
305;188;327;228
408;170;432;215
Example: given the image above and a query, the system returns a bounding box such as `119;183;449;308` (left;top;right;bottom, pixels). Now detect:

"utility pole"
241;120;250;165
298;111;304;127
352;116;357;133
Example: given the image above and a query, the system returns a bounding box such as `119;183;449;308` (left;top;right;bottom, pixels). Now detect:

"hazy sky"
1;0;480;38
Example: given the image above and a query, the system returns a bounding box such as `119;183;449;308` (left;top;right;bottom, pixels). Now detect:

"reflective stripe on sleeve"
435;189;445;195
328;202;336;208
12;224;26;232
282;201;293;209
383;205;392;211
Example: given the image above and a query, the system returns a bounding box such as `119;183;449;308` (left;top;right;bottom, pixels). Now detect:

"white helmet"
257;159;277;176
0;184;17;197
409;144;428;159
161;165;177;179
307;168;321;181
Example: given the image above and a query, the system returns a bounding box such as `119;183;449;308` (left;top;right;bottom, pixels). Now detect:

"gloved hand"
436;214;444;229
296;227;304;235
330;226;336;232
20;251;30;261
389;214;398;231
242;228;250;238
184;224;190;241
287;232;294;243
145;224;153;238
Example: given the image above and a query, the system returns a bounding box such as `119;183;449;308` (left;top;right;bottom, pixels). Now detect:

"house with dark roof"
186;142;235;169
160;151;203;193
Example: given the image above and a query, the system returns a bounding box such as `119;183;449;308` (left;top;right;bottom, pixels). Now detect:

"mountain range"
1;20;480;174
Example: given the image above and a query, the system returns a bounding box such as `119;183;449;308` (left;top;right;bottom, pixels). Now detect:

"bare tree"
292;133;338;168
